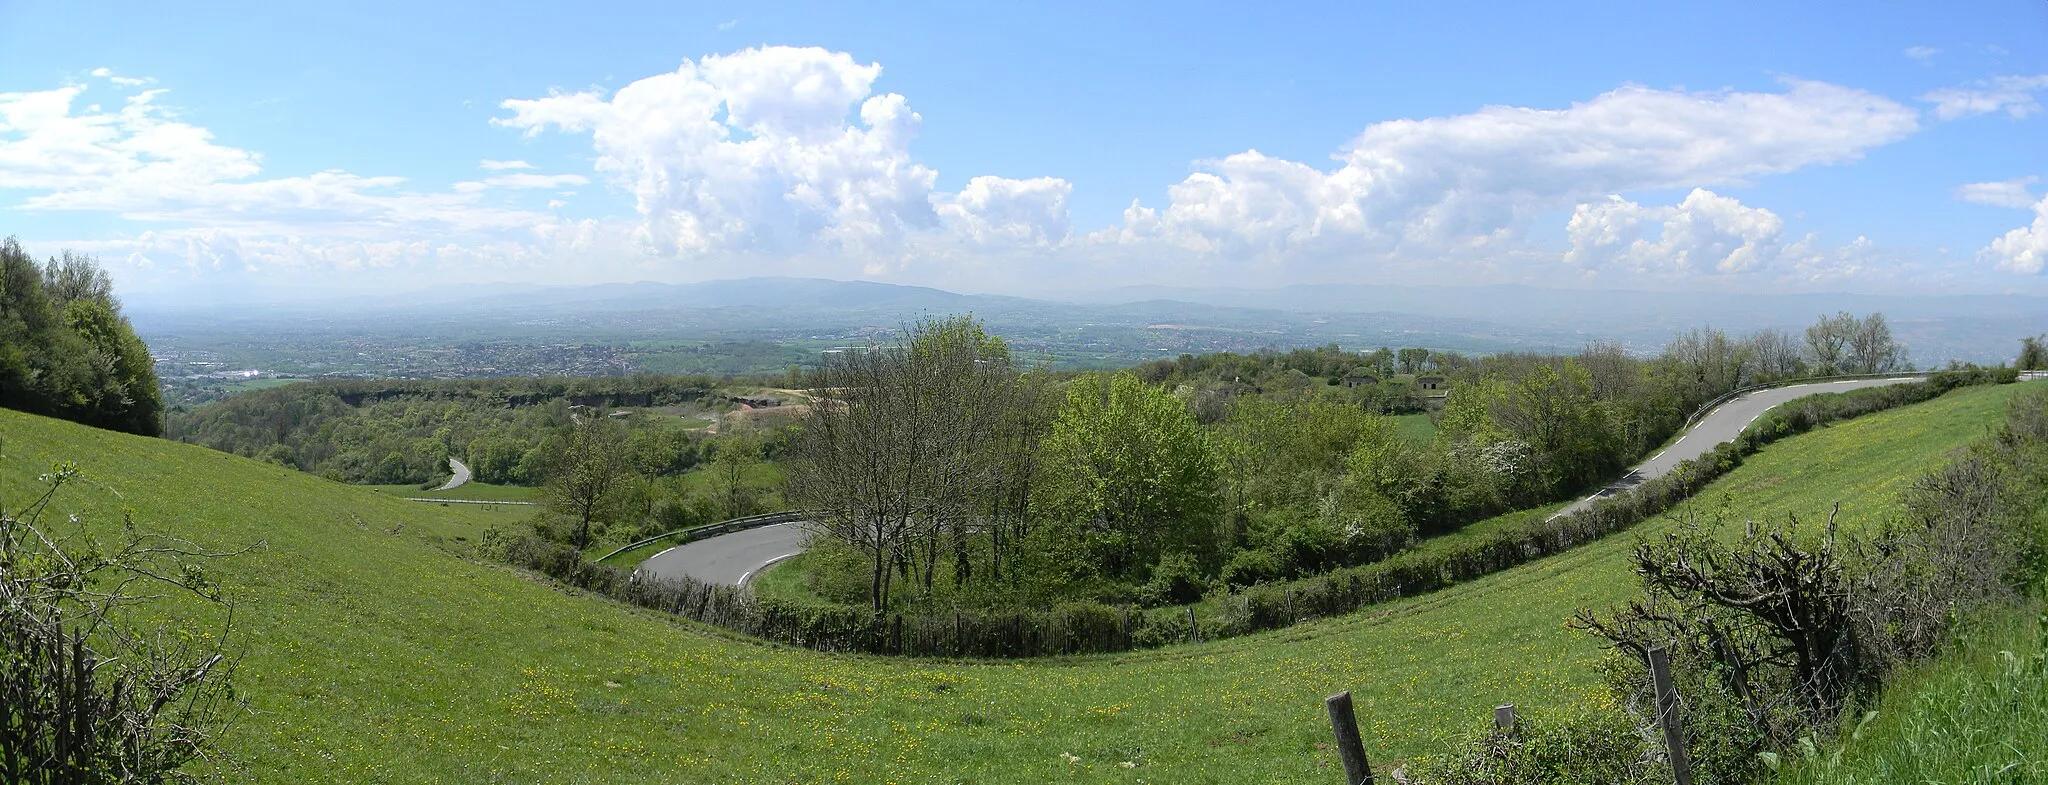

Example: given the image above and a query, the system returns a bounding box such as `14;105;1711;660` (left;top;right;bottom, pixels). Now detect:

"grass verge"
1773;601;2048;784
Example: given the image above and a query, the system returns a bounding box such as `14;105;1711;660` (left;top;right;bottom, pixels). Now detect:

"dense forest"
165;375;725;484
0;238;161;436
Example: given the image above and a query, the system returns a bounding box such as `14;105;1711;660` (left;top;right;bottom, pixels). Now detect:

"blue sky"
3;1;2046;301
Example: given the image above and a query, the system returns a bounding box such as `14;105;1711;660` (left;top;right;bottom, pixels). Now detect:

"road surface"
1545;376;1922;521
637;522;808;587
433;457;471;492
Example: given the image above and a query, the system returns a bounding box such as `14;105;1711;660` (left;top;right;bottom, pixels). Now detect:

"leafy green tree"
709;431;762;520
0;239;161;436
1488;361;1619;497
1397;347;1431;374
547;415;629;549
2021;335;2048;371
1363;347;1396;377
1035;372;1222;581
465;435;526;484
1343;422;1438;522
1221;395;1384;516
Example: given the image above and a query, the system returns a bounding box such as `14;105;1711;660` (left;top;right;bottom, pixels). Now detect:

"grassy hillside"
1772;603;2048;784
0;381;2022;783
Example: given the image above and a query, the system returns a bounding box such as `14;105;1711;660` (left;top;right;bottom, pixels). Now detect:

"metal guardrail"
593;510;807;563
1679;372;1927;430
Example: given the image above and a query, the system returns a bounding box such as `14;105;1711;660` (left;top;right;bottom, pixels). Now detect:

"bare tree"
1747;328;1806;381
785;316;1030;611
1803;312;1857;375
1666;327;1753;401
1844;312;1907;374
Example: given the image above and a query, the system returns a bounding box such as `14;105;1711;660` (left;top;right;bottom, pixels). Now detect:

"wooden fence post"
1647;646;1694;785
1186;607;1200;643
1493;703;1516;735
1324;691;1375;785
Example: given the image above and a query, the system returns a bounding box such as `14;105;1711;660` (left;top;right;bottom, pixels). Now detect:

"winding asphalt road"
1545;376;1923;520
433;457;472;492
637;521;808;587
643;375;1931;586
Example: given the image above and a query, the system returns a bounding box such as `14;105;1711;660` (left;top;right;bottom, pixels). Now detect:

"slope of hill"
0;382;2021;783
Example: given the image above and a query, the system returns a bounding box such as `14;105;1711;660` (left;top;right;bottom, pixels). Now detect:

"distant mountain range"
130;277;2048;366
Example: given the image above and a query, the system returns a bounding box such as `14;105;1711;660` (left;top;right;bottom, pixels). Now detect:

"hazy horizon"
3;2;2046;305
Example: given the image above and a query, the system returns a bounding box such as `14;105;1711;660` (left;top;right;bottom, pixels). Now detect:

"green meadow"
0;381;2021;783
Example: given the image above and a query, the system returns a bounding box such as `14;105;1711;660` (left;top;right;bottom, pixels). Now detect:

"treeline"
0;239;161;436
166;376;721;485
296;375;721;408
781;313;1916;618
535;412;789;549
1132;344;1473;417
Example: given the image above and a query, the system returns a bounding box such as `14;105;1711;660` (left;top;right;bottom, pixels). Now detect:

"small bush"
1138;551;1209;607
1403;700;1662;785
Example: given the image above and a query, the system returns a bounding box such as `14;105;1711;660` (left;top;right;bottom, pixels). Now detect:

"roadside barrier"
1680;371;1926;430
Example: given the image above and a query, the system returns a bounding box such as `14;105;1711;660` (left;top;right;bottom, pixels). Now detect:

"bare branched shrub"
1573;509;1860;780
1;460;244;783
1848;454;2024;672
1561;386;2048;782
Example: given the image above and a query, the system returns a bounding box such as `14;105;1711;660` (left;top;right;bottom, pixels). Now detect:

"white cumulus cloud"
1565;189;1788;275
0;77;619;278
479;158;535;170
1903;46;1940;63
1982;196;2048;274
1093;80;1917;269
498;46;957;258
934;176;1072;247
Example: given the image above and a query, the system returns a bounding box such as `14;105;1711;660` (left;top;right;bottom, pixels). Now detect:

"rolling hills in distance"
127;277;2048;388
